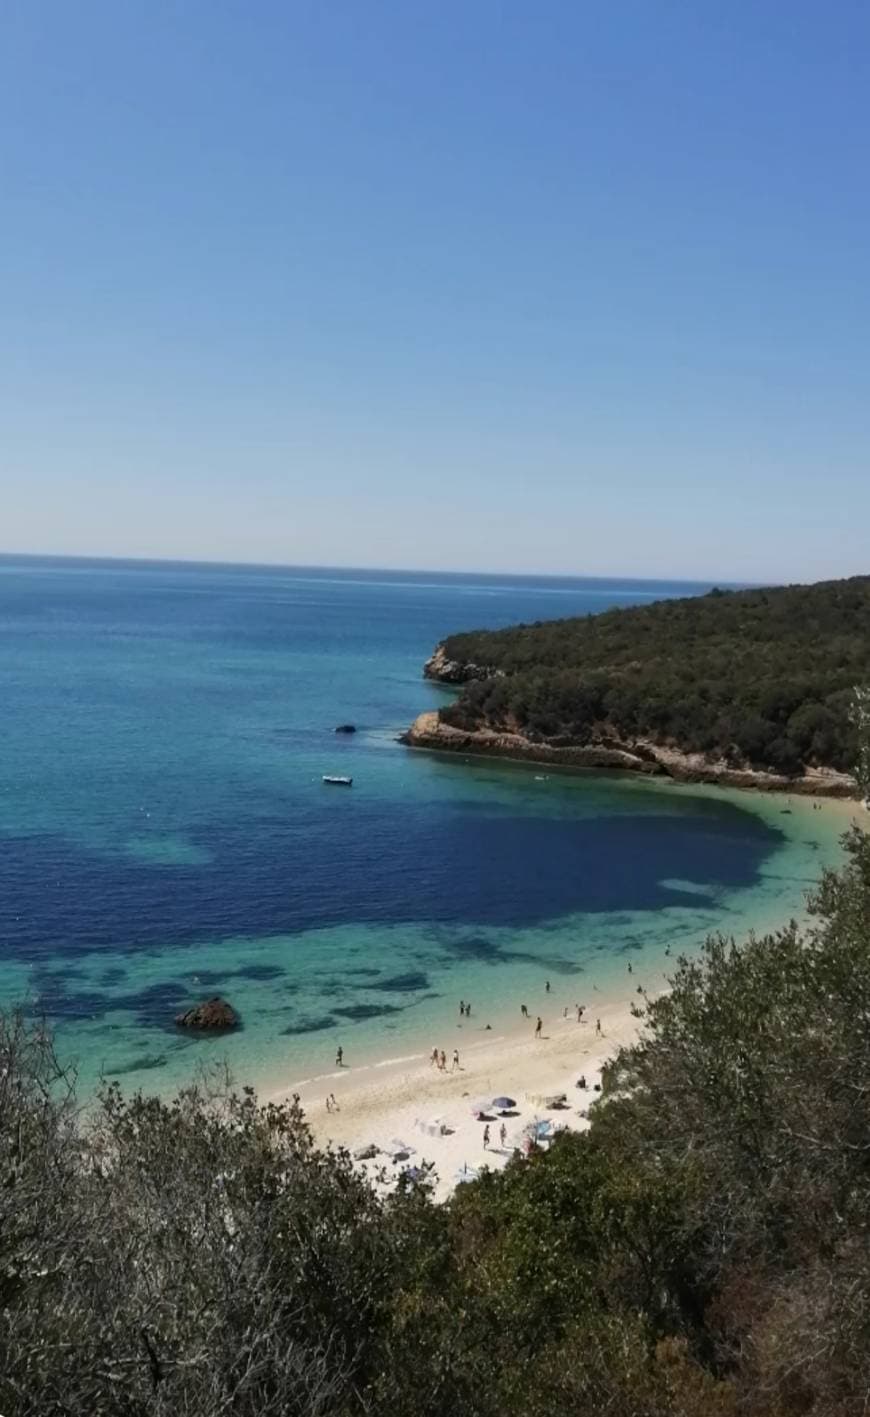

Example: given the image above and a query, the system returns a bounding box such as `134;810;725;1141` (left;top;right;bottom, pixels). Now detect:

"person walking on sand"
440;1049;447;1071
576;1005;583;1022
329;1093;339;1111
499;1122;507;1148
452;1048;460;1071
595;1018;602;1036
431;1046;439;1067
535;1016;543;1039
336;1046;344;1067
326;1095;332;1112
483;1124;491;1150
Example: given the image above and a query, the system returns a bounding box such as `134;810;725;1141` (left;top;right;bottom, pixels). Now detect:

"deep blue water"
0;556;838;1091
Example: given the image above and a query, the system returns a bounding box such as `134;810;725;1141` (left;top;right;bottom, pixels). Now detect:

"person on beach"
440;1049;447;1070
627;961;632;973
431;1046;439;1067
499;1122;507;1148
335;1046;343;1067
520;1003;528;1018
545;980;551;993
483;1124;491;1149
452;1049;460;1071
576;1005;584;1022
535;1016;542;1038
577;1074;587;1090
595;1018;602;1036
329;1093;338;1111
326;1095;332;1112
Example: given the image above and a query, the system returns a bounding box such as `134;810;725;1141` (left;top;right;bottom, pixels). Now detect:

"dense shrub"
436;576;870;774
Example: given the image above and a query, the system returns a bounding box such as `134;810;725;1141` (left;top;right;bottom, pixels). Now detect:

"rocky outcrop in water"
175;997;239;1031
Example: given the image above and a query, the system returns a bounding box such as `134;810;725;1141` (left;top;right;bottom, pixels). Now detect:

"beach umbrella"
492;1096;516;1110
390;1138;416;1157
470;1099;493;1118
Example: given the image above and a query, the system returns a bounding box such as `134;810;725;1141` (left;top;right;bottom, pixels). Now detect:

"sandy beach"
268;793;864;1202
268;975;660;1200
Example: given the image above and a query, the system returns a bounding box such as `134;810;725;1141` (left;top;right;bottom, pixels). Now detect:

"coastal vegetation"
433;576;870;778
5;824;870;1415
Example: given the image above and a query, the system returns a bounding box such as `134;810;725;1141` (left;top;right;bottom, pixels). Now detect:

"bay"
0;556;843;1093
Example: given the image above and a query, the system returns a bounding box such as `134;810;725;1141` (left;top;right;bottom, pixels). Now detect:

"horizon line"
0;549;755;588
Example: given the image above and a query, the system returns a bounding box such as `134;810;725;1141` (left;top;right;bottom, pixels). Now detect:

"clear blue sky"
2;1;868;580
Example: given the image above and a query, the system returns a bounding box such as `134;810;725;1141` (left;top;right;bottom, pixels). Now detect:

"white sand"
266;795;864;1201
267;983;649;1201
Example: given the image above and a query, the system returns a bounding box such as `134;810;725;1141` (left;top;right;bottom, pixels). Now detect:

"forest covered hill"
429;576;870;778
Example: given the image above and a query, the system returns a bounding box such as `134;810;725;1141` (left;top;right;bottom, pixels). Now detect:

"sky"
1;1;868;581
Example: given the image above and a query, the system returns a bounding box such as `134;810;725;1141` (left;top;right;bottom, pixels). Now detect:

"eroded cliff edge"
403;643;858;798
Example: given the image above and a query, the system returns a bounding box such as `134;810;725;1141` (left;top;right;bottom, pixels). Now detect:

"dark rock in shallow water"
106;1052;168;1076
334;1002;402;1022
334;723;357;734
370;970;430;993
282;1014;336;1036
175;997;239;1031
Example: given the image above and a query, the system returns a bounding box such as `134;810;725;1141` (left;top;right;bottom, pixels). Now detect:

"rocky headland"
403;639;859;799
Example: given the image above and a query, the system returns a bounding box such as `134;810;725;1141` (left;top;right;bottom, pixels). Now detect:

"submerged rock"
334;723;357;733
175;997;239;1031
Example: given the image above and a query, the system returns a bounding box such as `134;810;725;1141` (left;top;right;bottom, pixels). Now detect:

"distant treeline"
437;576;870;775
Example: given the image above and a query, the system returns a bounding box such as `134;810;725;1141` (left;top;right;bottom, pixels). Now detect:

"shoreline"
400;710;859;799
267;981;645;1202
266;790;860;1201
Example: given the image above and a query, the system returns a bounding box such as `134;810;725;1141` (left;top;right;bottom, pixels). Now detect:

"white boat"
322;774;353;786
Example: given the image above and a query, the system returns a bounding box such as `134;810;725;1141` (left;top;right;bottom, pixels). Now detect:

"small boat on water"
323;774;353;787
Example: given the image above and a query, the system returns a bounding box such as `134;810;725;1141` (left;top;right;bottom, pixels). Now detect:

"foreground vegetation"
436;576;870;775
4;824;870;1414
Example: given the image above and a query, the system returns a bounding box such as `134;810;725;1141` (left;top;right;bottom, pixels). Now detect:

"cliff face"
410;645;860;797
400;711;857;796
400;711;662;774
423;643;500;685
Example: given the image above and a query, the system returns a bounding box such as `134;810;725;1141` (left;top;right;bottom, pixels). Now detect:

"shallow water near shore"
0;556;850;1096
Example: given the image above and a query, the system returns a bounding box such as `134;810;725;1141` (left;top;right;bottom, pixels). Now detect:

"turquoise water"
0;556;846;1094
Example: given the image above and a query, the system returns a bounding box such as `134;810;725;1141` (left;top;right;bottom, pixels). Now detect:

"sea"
0;556;846;1096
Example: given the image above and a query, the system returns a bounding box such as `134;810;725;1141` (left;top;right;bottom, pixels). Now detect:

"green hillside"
437;576;870;776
